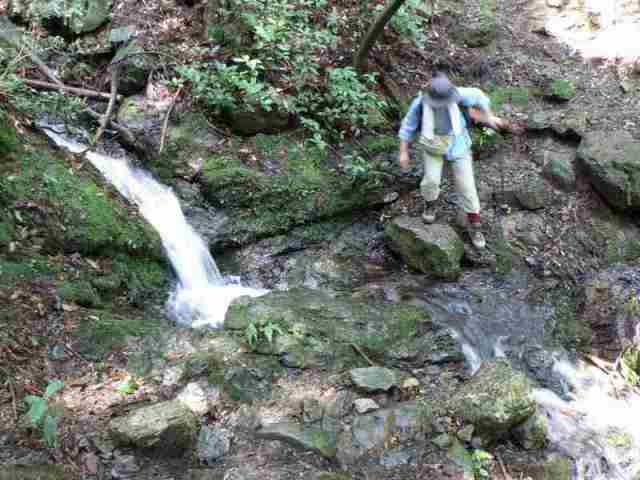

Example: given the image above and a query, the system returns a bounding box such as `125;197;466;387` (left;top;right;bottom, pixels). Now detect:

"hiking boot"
422;201;437;224
467;223;486;249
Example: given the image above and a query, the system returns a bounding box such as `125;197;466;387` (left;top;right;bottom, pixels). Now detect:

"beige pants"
420;151;481;214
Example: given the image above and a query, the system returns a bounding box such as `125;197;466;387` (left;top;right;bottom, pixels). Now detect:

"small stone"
197;425;231;465
383;192;399;203
353;398;379;414
349;367;403;393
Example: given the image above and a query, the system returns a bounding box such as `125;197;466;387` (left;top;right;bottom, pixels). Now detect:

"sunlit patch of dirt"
527;0;640;63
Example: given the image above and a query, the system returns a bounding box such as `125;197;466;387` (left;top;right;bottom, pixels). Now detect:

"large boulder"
577;130;640;212
8;0;112;36
577;263;640;361
385;217;464;280
450;359;536;445
224;288;434;367
109;400;198;455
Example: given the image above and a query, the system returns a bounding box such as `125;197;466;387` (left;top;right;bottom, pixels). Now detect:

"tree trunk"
354;0;407;73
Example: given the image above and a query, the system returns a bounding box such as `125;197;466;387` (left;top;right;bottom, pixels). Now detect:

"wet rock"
224;105;291;136
197;425;231;465
577;263;640;360
111;453;140;479
349;367;404;393
385;217;464;280
225;288;430;363
116;94;169;150
353;398;379;414
109;400;198;455
450;359;536;444
512;454;573;480
177;381;220;416
337;401;421;462
256;422;337;459
513;412;549;450
577;130;640;212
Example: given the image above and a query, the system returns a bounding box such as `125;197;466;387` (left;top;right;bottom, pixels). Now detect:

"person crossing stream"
398;71;511;250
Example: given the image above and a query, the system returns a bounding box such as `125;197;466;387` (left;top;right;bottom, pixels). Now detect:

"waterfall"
43;128;265;328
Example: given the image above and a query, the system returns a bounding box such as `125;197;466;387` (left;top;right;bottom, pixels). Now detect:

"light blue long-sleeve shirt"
398;87;492;161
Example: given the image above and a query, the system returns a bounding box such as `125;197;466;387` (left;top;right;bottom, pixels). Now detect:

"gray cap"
424;74;460;107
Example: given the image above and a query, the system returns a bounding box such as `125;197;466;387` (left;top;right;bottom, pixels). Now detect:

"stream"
42;128;640;479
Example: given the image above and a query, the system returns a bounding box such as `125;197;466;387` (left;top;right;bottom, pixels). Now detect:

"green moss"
57;280;102;308
74;312;160;359
0;145;162;258
111;254;169;307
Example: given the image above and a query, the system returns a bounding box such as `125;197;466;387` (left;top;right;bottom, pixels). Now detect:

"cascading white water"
43;129;265;328
414;274;640;480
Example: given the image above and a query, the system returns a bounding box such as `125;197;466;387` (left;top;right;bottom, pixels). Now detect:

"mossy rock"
385;217;464;280
73;312;161;360
0;138;163;258
450;0;497;47
109;400;198;455
577;130;640;212
450;359;536;444
199;149;395;246
224;287;431;366
545;79;576;102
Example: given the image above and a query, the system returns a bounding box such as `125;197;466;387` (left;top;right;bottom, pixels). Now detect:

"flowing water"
43;128;265;328
412;272;640;480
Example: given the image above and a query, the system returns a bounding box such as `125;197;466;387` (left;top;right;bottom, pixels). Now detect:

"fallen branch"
94;64;121;144
159;86;182;154
22;78;122;101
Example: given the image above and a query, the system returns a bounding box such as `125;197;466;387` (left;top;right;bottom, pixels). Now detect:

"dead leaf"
62;303;79;312
86;259;100;270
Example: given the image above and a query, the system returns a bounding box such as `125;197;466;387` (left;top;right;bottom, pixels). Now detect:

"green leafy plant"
24;379;64;448
471;449;493;479
245;320;285;349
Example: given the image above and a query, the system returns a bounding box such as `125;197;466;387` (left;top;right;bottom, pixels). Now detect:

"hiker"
398;72;507;249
